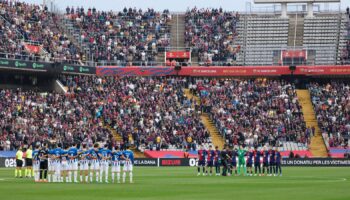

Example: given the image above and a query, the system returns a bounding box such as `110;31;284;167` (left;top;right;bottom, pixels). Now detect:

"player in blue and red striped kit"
262;147;269;176
197;145;207;176
246;148;254;176
230;147;238;176
206;145;215;176
269;148;276;176
275;148;282;176
214;146;221;176
254;147;262;176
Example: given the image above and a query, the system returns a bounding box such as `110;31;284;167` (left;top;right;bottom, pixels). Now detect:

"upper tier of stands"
63;7;171;66
184;8;240;66
0;1;83;64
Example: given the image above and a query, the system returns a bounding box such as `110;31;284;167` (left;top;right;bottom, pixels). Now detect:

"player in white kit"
89;143;101;183
99;144;112;183
111;146;123;183
67;143;79;183
122;146;134;183
79;144;90;183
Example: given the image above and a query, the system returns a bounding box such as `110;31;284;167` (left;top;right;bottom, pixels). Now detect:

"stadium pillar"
307;2;314;17
281;3;288;18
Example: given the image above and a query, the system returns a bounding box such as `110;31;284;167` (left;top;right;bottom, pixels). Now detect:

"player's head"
82;143;87;149
104;144;108;149
57;143;62;148
126;145;130;150
115;146;120;151
225;145;230;150
209;145;212;150
215;146;218;150
72;143;77;147
275;147;278;152
35;144;40;150
94;143;99;149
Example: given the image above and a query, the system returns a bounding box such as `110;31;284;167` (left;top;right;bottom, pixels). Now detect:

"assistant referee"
26;146;33;178
15;147;23;178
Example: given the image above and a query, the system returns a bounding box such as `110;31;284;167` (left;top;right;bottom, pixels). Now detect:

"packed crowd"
60;76;210;151
0;88;113;151
185;8;239;66
0;1;83;63
65;7;171;66
309;82;350;148
195;79;309;148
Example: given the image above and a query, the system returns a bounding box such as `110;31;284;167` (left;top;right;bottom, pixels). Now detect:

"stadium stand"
196;78;310;151
236;15;289;66
0;88;113;151
185;8;240;66
0;1;83;64
309;81;350;150
60;76;211;152
63;7;171;66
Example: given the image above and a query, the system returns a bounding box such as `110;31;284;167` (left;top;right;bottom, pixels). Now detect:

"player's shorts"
90;160;100;171
246;162;253;167
198;160;205;166
263;162;269;167
61;161;69;171
69;160;78;170
48;160;55;171
207;160;214;167
275;162;281;166
111;161;121;172
214;161;220;167
79;160;89;171
254;162;261;167
123;161;133;172
100;160;109;169
269;161;276;166
16;159;23;167
25;158;33;167
231;162;237;167
33;160;40;171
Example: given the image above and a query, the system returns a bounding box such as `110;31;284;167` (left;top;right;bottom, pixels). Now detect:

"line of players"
197;145;282;177
31;143;134;183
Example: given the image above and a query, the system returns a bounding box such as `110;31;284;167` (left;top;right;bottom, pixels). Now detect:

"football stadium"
0;0;350;199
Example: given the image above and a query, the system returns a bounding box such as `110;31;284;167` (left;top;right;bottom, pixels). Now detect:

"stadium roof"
25;0;349;12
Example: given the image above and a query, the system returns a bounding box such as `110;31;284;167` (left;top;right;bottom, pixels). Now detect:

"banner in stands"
24;44;42;54
0;59;48;72
282;50;306;58
59;63;96;75
97;65;350;76
166;51;190;59
96;66;175;76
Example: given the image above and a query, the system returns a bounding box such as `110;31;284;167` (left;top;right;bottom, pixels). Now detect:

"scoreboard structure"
254;0;340;17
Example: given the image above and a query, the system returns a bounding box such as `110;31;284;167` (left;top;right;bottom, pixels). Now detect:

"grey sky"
22;0;350;12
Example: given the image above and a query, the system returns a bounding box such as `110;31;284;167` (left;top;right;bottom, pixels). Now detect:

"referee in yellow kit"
15;147;24;178
26;146;33;178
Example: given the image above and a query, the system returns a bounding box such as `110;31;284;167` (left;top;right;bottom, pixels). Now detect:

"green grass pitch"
0;167;350;200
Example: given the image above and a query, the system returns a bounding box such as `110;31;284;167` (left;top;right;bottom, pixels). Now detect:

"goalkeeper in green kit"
237;145;247;176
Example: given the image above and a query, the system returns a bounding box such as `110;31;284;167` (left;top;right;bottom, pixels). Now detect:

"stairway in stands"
104;121;145;158
296;90;328;157
170;14;186;49
288;14;304;47
184;89;225;149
